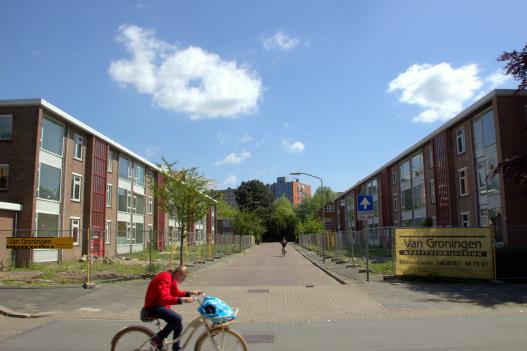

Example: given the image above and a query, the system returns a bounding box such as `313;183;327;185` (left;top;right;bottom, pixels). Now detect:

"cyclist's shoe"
150;336;168;351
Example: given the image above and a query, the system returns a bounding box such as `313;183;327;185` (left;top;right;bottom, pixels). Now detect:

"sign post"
357;195;373;282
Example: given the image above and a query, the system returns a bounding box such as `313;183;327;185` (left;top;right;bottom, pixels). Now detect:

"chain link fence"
299;227;395;277
0;229;254;270
299;225;527;280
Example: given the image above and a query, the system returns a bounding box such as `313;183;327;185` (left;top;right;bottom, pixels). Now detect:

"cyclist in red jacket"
144;265;201;351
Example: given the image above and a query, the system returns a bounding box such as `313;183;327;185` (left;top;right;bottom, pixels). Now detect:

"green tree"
295;186;336;221
216;199;239;219
296;218;323;236
150;159;214;265
233;210;266;243
267;195;296;241
234;180;274;215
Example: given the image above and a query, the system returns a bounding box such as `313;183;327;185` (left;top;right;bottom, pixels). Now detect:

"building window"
107;184;113;208
411;153;424;179
38;163;62;201
461;212;471;228
402;189;413;212
0;115;13;140
117;221;128;245
73;134;83;160
119;156;131;181
105;220;111;244
392;193;398;211
134;164;145;187
324;204;335;212
134;194;145;215
428;145;434;168
412;183;425;209
486;157;499;193
108;150;113;173
473;110;496;155
458;167;469;197
70;218;80;245
392;170;397;185
41;116;64;156
118;187;129;212
71;174;82;202
430;179;436;204
399;160;411;184
148;197;153;214
0;164;8;190
456;127;466;154
36;212;59;237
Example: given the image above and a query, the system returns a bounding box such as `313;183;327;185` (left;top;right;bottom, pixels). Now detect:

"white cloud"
485;69;511;90
262;31;302;51
282;139;305;154
240;133;253;143
215;150;251;166
223;175;237;186
109;24;263;120
388;63;483;123
144;145;160;158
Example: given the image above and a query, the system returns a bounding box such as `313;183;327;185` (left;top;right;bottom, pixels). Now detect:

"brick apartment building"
270;176;311;207
0;99;215;266
333;90;527;246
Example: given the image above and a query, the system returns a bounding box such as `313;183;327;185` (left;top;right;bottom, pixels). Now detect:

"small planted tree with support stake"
151;159;214;266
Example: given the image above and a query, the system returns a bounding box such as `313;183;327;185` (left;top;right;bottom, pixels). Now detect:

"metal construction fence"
299;227;396;277
0;228;254;268
299;225;527;280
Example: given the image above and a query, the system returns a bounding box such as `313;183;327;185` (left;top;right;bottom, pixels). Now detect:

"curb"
292;244;349;285
0;305;56;318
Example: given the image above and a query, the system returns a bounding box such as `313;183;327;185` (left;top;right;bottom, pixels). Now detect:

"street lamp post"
290;172;326;263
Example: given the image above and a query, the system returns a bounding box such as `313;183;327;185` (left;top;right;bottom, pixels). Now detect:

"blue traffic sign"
357;195;373;212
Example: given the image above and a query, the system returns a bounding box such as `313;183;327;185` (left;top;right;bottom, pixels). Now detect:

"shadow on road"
386;280;527;308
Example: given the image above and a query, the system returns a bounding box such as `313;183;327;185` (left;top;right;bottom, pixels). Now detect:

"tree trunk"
179;224;185;266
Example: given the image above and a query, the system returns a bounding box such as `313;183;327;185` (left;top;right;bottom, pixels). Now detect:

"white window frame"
40;116;65;157
107;184;113;208
73;134;83;161
71;173;82;202
70;217;80;246
430;179;436;204
392;170;397;185
0;164;8;191
458;167;469;197
461;212;471;228
0;114;13;141
105;220;111;244
148;196;153;215
456;127;466;155
108;150;113;173
392;192;398;211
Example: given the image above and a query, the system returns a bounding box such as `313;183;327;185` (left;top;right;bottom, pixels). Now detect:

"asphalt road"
2;315;527;350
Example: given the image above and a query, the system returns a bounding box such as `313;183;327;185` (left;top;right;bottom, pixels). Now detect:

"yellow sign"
6;237;74;249
395;228;494;279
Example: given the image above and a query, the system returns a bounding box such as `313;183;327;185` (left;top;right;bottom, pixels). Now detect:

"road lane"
189;243;339;286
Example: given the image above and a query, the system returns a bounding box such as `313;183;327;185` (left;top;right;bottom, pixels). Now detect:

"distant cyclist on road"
280;237;288;256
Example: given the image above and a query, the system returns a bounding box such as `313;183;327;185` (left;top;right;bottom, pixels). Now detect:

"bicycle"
111;295;248;351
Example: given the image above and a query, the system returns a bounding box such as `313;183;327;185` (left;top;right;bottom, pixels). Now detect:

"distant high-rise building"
269;177;311;207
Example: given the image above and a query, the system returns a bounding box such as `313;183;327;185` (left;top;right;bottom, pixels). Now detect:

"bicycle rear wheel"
194;327;248;351
111;325;156;351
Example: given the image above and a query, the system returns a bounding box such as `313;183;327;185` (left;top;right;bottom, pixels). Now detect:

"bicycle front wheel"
195;327;248;351
111;325;155;351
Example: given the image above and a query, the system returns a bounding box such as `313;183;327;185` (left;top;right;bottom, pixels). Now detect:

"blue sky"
1;0;525;193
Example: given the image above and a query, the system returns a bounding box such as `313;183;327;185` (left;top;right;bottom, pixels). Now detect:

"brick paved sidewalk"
293;243;527;316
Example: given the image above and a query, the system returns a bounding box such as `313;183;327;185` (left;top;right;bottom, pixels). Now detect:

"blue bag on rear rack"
198;296;236;324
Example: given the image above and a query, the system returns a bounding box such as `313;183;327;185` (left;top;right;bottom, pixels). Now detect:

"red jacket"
144;271;189;309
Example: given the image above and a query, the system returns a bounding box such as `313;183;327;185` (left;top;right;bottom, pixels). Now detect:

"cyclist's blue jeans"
151;306;183;351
